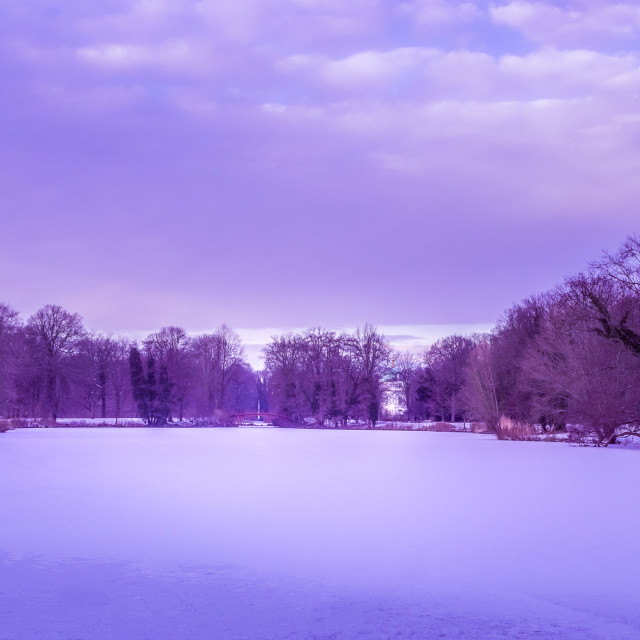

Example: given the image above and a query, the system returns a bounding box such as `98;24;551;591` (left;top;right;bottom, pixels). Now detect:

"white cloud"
498;48;639;98
77;39;215;74
607;67;640;91
280;45;640;102
257;89;640;222
491;1;640;47
279;48;442;96
401;0;482;25
195;0;264;43
319;47;438;89
432;47;640;102
195;0;382;45
425;50;498;99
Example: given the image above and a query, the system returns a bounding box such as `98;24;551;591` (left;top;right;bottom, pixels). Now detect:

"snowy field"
1;429;639;639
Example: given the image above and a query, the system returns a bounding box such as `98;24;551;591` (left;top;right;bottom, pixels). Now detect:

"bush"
567;422;640;446
497;416;538;440
470;422;488;434
428;422;457;432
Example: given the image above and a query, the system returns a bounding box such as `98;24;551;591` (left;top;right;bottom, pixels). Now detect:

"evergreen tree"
147;354;158;424
157;363;171;425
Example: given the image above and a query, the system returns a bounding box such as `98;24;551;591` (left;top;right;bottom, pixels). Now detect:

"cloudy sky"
1;0;639;362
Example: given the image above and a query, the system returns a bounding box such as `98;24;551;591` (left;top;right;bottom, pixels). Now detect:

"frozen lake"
1;428;639;639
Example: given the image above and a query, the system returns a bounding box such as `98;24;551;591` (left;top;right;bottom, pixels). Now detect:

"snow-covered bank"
1;429;639;639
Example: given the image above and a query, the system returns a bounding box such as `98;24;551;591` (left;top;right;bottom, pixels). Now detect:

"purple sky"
1;0;639;363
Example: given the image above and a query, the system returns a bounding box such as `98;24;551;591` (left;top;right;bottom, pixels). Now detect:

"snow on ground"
55;417;146;425
1;429;639;639
612;434;640;449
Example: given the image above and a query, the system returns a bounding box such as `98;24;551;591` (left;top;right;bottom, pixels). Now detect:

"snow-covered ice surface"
1;429;639;639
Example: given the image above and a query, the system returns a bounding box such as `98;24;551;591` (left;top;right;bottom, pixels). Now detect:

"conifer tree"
146;354;158;424
157;363;171;425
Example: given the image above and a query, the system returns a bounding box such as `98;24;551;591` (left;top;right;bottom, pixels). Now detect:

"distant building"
381;368;407;417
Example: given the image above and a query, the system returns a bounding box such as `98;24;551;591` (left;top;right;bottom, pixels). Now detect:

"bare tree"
264;326;390;427
593;234;640;296
78;333;124;419
492;296;547;425
564;236;640;358
425;335;474;422
523;298;640;445
191;333;221;418
26;305;85;421
566;274;640;357
0;303;22;417
145;326;193;420
462;335;502;437
226;364;260;413
264;333;305;423
349;325;390;427
393;351;419;418
296;328;346;425
216;324;245;411
190;325;246;419
110;337;133;423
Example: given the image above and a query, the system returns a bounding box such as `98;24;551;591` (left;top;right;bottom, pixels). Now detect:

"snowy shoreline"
6;421;640;448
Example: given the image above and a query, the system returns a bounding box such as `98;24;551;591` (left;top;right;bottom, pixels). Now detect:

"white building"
381;370;407;417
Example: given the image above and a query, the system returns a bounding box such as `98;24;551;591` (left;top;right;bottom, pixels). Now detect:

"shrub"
10;417;31;428
470;422;488;434
429;422;457;432
497;416;538;440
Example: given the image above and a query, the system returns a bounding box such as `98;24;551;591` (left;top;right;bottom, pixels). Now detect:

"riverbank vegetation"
1;236;639;444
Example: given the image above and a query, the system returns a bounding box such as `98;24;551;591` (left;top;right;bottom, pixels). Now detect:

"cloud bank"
1;1;638;335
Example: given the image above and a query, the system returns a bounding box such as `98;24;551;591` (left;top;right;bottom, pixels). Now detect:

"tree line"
261;235;640;443
1;235;640;442
415;235;640;444
0;313;257;424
